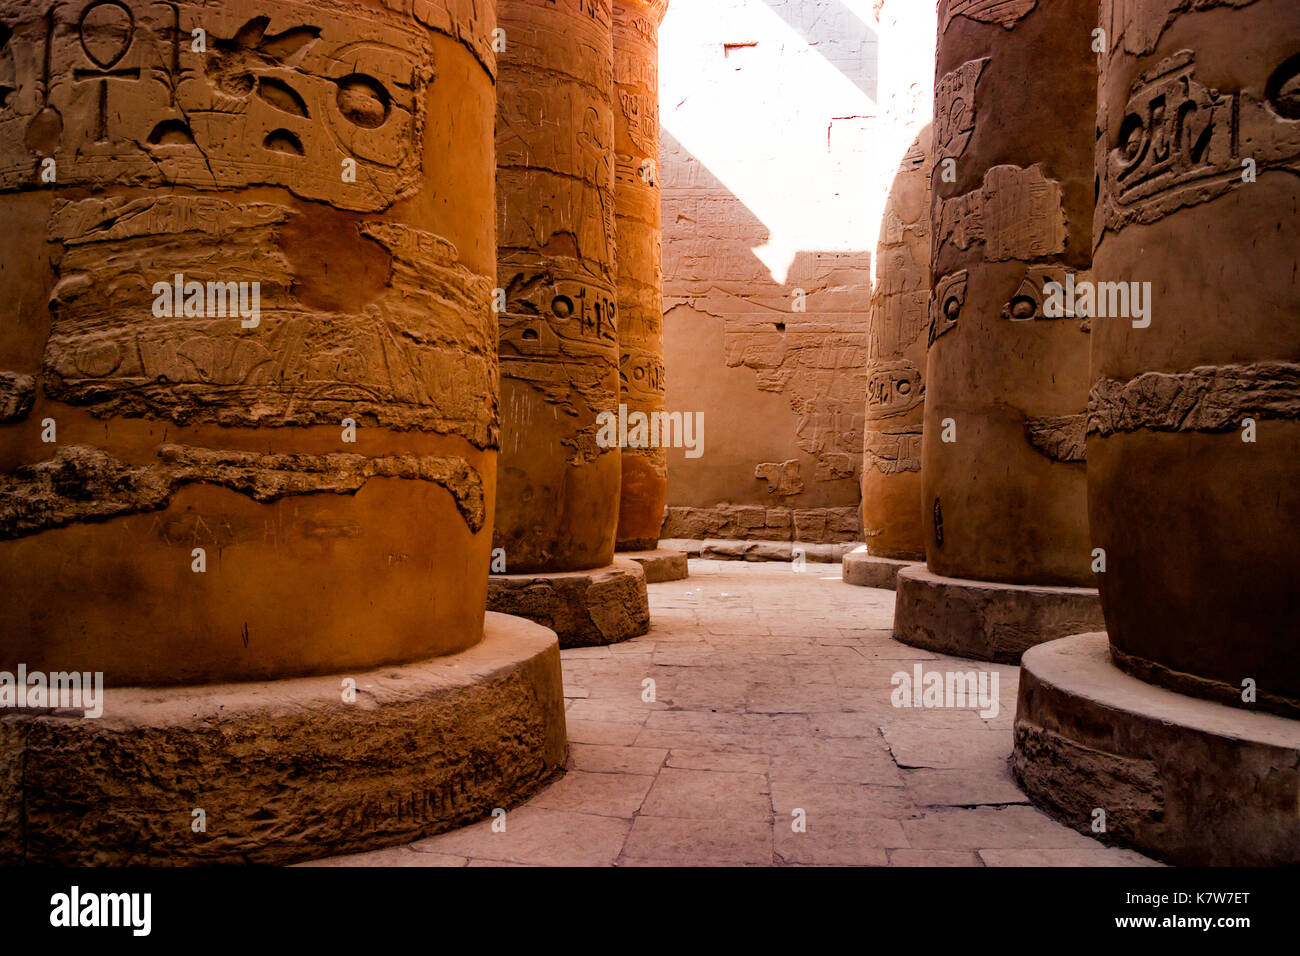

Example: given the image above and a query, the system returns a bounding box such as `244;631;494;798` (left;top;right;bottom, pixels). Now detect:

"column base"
0;613;567;865
618;548;689;583
842;546;921;590
1013;632;1300;866
893;566;1104;664
487;558;650;648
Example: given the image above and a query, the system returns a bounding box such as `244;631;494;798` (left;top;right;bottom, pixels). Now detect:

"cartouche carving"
0;0;461;211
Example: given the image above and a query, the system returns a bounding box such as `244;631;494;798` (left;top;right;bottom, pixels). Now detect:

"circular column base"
0;613;567;865
487;558;651;648
618;548;689;583
1013;632;1300;866
842;546;921;590
893;565;1104;664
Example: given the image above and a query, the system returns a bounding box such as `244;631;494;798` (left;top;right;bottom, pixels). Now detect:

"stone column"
845;137;931;591
609;0;682;582
891;0;1105;662
0;0;564;864
1013;0;1300;865
488;0;651;643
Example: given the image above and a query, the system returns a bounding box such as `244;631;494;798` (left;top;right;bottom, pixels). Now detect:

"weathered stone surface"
0;613;567;866
0;372;35;423
658;537;703;558
925;0;1095;587
754;459;805;497
42;198;496;442
311;560;1158;868
662;538;859;564
862;133;930;562
1091;0;1300;714
494;0;621;573
935;164;1067;262
842;546;920;590
0;0;497;208
941;0;1038;30
934;58;987;162
893;565;1104;664
614;0;670;552
1013;632;1300;865
660;504;860;543
1089;363;1300;437
620;547;689;583
660;1;935;544
0;0;501;686
487;559;651;648
1096;45;1300;234
0;444;484;539
1099;0;1263;57
1024;414;1087;463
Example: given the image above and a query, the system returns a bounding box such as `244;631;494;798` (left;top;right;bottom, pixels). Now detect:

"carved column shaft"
493;0;620;573
862;139;931;561
612;0;668;552
0;0;499;686
1091;0;1300;714
924;0;1096;585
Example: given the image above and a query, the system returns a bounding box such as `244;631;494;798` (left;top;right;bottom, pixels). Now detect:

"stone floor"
308;560;1159;867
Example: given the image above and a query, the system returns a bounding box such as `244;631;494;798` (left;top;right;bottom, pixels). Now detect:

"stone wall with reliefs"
1090;0;1300;714
0;0;500;686
660;0;934;544
493;0;621;573
921;0;1095;585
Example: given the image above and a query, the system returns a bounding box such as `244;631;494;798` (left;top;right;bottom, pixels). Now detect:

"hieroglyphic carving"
0;0;440;211
937;164;1067;260
1100;0;1263;56
0;443;487;539
0;371;35;422
43;196;497;445
868;286;929;359
930;270;966;344
864;360;923;420
619;344;664;406
1025;414;1087;462
499;270;618;384
1089;362;1300;436
497;97;617;271
941;0;1038;30
934;57;988;161
863;429;922;475
754;459;804;497
1100;51;1300;232
1000;266;1090;322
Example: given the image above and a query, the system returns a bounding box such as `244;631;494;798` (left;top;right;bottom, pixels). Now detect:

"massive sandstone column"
845;136;931;591
1013;0;1300;865
488;0;650;644
610;0;679;583
891;0;1104;662
0;0;564;864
